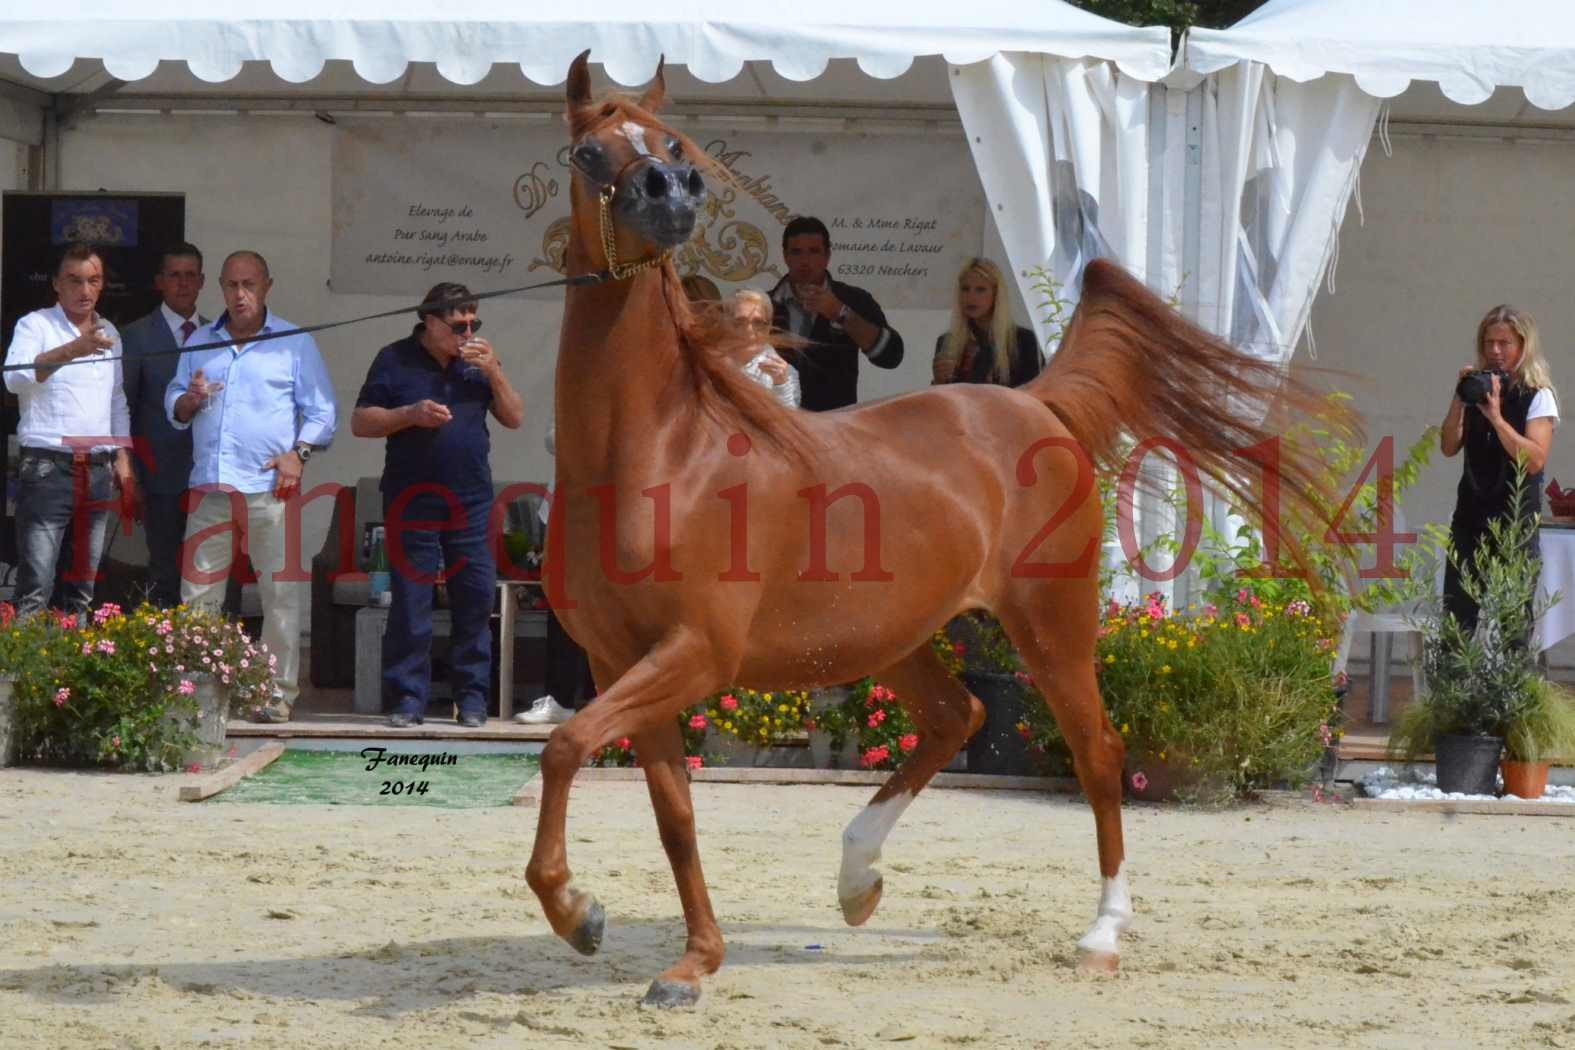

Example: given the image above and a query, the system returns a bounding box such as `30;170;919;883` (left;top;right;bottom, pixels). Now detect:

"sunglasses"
445;319;483;335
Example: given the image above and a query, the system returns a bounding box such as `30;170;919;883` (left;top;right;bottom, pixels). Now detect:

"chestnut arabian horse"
528;51;1337;1008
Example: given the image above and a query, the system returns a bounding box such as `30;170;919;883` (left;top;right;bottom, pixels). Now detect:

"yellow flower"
1160;665;1171;674
1105;654;1116;664
1120;723;1130;734
1167;639;1178;650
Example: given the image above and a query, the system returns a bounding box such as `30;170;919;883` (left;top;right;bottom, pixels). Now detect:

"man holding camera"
350;282;524;728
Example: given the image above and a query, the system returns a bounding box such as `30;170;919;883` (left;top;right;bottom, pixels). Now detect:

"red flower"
867;709;886;728
616;737;632;751
719;694;739;712
859;745;890;769
898;734;919;753
685;755;703;771
1129;771;1149;792
688;714;707;730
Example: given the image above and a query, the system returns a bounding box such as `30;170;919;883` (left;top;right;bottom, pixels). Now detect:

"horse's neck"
554;264;686;480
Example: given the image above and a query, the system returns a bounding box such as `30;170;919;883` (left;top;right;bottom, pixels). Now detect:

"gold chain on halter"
599;189;672;281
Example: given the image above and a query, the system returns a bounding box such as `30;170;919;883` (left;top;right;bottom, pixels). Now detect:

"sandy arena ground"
2;769;1574;1050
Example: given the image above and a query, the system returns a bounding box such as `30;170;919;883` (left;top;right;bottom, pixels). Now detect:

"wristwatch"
293;444;313;463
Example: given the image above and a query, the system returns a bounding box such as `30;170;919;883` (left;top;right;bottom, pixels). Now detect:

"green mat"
213;749;538;809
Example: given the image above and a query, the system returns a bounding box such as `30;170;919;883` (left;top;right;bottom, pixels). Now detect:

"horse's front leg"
522;635;719;995
630;719;724;1007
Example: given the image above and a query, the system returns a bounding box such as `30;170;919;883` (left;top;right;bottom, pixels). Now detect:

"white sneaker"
513;694;575;725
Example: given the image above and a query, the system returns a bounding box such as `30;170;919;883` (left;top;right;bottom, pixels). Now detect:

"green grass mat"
212;749;538;808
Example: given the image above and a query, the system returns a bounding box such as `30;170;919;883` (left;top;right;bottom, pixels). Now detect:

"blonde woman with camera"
1439;304;1559;636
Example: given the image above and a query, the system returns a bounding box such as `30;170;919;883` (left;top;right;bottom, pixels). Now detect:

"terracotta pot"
1500;760;1550;800
1124;752;1202;802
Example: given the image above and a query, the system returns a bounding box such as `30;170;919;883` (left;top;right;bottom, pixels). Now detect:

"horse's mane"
571;93;819;466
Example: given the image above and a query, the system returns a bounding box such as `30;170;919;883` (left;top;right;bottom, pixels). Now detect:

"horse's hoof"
641;978;701;1009
1077;949;1120;974
566;897;605;956
839;874;883;927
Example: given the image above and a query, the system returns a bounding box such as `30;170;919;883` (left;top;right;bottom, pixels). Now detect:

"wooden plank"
226;719;559;742
1353;797;1575;818
511;776;539;807
571;765;1078;792
178;742;285;802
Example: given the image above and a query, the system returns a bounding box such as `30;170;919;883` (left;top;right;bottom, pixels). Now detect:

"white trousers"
180;489;304;706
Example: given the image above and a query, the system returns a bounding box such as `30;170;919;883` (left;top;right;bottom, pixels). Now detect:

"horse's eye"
667;137;683;159
573;143;601;168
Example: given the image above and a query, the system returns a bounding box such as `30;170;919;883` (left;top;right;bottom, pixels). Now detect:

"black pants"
141;489;188;608
545;606;597;708
1443;518;1540;644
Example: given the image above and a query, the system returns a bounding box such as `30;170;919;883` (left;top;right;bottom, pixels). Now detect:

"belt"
22;446;115;466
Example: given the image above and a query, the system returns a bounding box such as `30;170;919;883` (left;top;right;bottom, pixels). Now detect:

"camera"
1456;367;1511;405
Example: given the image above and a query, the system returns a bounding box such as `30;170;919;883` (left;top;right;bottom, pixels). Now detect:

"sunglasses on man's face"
445;319;482;335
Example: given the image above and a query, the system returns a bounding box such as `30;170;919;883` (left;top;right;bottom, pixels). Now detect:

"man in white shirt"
2;242;138;618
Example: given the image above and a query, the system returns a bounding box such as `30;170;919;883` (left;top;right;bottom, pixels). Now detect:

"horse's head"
565;51;706;275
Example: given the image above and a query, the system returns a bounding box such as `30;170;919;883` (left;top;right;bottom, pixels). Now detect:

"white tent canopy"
0;1;1170;89
1186;0;1575;108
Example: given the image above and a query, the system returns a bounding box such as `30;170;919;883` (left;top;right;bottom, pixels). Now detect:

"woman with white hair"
730;288;800;408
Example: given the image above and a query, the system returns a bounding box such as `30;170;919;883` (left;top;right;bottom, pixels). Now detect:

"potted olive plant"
1390;470;1554;795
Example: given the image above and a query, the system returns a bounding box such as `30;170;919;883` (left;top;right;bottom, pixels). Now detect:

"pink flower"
178;679;196;696
1130;771;1149;792
616;737;632;751
92;603;120;624
719;694;739;712
1248;594;1262;609
1106;599;1121;619
54;687;69;707
859;745;890;769
951;642;966;656
898;733;919;753
1317;723;1333;747
95;639;116;655
81;642;93;656
184;763;202;774
148;663;158;673
688;714;707;730
867;709;886;728
1235;588;1249;604
1235;612;1251;629
240;659;249;669
165;644;174;654
685;755;703;771
1202;603;1218;618
111;735;121;749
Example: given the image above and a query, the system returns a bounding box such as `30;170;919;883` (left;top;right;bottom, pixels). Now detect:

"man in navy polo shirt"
350;282;525;727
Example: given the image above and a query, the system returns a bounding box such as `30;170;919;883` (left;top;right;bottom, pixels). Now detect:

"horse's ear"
637;57;666;113
567;50;593;110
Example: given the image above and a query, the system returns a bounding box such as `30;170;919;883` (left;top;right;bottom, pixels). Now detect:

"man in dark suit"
767;215;904;411
120;243;206;607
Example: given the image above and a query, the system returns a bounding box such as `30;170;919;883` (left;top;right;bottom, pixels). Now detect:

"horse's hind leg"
997;583;1132;972
630;717;725;1008
837;643;985;926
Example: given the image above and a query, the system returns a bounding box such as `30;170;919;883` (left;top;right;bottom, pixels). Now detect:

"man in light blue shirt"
166;250;337;722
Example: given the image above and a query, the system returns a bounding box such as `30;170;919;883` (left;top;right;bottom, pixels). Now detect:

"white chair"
1333;510;1436;725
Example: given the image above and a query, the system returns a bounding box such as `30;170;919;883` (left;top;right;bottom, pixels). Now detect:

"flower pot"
161;674;230;769
1500;760;1551;800
808;729;860;770
704;733;768;768
1124;751;1202;802
962;671;1035;776
1432;733;1504;796
0;674;17;768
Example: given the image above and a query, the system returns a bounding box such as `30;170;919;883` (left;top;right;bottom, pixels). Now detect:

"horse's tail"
1026;258;1348;580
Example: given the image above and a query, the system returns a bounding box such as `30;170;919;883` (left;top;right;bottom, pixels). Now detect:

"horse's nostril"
643;166;668;199
686;168;704;197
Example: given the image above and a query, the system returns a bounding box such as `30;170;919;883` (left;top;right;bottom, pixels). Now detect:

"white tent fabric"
0;1;1170;88
1186;0;1575;109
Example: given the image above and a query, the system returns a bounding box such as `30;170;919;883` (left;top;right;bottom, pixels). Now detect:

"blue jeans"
382;488;497;717
12;451;112;618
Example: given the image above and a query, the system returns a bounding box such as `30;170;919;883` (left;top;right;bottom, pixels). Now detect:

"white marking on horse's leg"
1075;867;1133;958
619;121;652;157
838;793;912;904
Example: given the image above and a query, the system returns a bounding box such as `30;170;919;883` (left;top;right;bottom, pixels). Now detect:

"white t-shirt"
1528;388;1560;427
